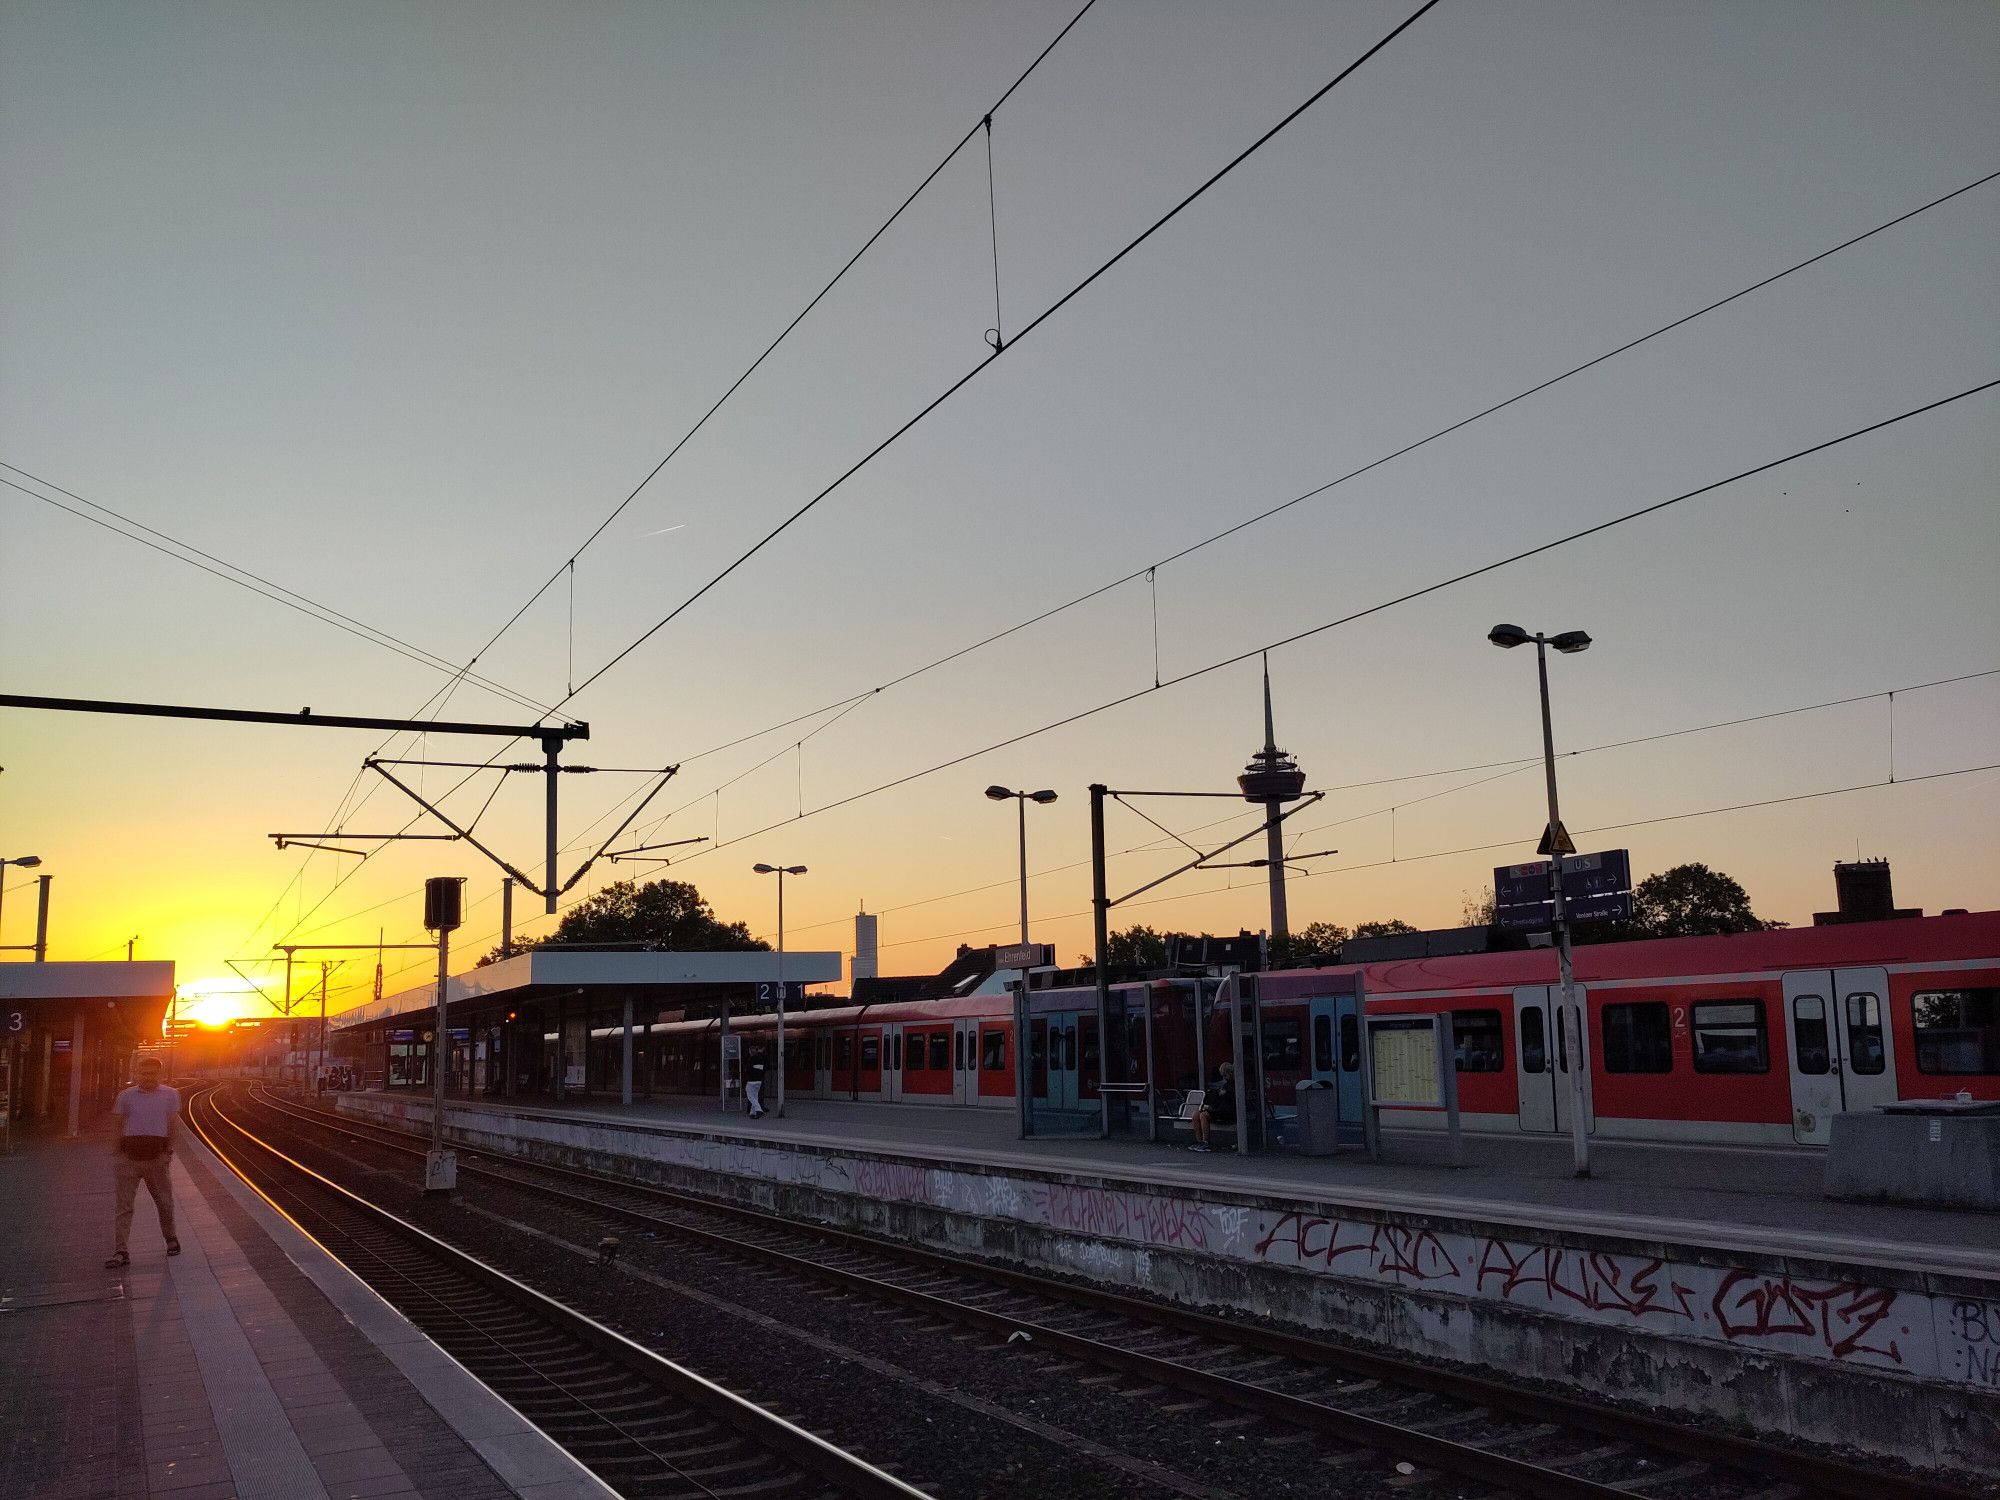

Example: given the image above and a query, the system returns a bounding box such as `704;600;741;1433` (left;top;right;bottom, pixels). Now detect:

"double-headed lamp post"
0;854;44;960
753;863;806;1117
1488;623;1594;1178
985;786;1058;945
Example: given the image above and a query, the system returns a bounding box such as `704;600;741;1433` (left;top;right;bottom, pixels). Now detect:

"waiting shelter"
332;947;840;1104
1;960;176;1139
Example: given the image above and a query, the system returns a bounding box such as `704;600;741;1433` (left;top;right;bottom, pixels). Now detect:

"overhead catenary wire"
865;761;2000;953
636;378;1999;870
415;0;1106;718
559;1;1442;707
233;2;1108;961
0;470;556;719
580;167;2000;859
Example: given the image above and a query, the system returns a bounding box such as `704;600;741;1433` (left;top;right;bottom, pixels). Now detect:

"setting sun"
174;981;264;1030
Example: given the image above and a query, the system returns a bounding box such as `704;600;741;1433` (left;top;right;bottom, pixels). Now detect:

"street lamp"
753;863;807;1117
0;854;42;935
1489;623;1593;1177
985;786;1058;946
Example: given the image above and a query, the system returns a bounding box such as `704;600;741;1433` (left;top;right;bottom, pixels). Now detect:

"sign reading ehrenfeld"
1494;849;1633;931
995;942;1049;970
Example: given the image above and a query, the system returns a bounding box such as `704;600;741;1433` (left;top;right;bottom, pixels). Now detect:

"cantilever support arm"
554;766;681;897
1110;791;1326;908
364;758;546;895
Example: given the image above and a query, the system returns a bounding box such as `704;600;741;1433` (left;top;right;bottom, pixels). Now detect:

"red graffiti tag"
1475;1241;1694;1322
1711;1271;1907;1366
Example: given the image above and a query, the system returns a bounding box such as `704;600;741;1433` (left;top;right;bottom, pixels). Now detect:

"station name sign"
1494;848;1634;931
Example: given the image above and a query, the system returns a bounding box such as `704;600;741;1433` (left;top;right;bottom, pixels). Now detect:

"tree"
1351;918;1418;939
1079;925;1169;968
1270;921;1349;968
1460;886;1496;928
481;879;768;964
1627;863;1768;938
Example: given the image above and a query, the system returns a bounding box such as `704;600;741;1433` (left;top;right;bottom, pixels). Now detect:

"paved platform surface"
0;1122;610;1500
385;1090;2000;1278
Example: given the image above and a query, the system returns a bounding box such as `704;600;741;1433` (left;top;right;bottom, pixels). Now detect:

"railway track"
185;1085;933;1500
235;1086;1985;1500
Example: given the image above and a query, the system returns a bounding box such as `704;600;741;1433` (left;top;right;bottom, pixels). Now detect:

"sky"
2;0;1996;1022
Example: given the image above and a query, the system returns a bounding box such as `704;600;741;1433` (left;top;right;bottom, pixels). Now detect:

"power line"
642;378;1999;867
868;761;2000;952
423;0;1106;720
0;470;556;718
774;663;2000;938
240;2;1112;956
560;1;1442;705
585;168;1999;858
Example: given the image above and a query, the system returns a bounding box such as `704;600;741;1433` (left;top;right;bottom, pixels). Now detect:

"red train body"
648;910;2000;1147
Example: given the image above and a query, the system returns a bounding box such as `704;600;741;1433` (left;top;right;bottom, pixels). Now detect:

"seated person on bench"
1189;1062;1235;1152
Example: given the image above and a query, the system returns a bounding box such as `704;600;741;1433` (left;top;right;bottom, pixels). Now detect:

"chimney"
1812;858;1921;926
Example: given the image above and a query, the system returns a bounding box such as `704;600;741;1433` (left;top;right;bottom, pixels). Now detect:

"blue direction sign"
1494;849;1633;931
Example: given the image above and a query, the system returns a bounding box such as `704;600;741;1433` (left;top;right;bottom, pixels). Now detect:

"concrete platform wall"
340;1094;2000;1473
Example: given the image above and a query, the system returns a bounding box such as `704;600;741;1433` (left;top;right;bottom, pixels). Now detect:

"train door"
953;1021;979;1106
882;1028;903;1103
1045;1015;1082;1111
1514;987;1592;1134
814;1032;833;1100
1783;968;1898;1144
857;1028;882;1098
1332;996;1364;1133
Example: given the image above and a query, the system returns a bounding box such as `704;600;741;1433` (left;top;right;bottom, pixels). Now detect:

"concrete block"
1825;1111;2000;1210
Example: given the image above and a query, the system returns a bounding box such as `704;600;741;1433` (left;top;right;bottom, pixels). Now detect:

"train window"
981;1029;1007;1071
1030;1026;1047;1066
954;1031;964;1071
904;1032;923;1072
1340;1013;1360;1071
1519;1007;1547;1074
862;1036;879;1070
930;1032;950;1071
1792;996;1830;1074
1261;1020;1303;1072
1602;1003;1673;1073
1450;1010;1504;1072
1313;1015;1334;1073
1843;993;1885;1075
1692;1001;1769;1074
836;1034;853;1069
1913;989;2000;1074
891;1035;903;1071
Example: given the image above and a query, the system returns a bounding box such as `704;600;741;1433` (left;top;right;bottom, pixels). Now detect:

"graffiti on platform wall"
1944;1299;2000;1388
1475;1242;1696;1323
343;1097;1978;1391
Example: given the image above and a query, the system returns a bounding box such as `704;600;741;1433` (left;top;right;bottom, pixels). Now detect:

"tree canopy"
1625;863;1769;937
481;879;767;964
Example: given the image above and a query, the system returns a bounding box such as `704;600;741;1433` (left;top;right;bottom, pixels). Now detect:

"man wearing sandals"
105;1055;179;1268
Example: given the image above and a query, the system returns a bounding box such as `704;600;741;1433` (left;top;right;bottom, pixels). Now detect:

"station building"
1;960;176;1136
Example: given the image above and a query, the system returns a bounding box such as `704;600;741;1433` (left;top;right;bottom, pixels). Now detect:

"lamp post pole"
753;864;807;1117
0;855;43;954
1491;624;1594;1178
985;787;1058;948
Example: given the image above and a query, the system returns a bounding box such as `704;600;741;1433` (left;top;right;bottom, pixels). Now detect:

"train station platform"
0;1125;612;1500
340;1089;1999;1272
338;1088;2000;1473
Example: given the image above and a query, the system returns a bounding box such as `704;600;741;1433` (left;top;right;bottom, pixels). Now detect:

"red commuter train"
647;909;2000;1147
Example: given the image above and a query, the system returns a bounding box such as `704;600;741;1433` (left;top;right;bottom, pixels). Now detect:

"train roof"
1256;909;2000;999
651;992;1012;1035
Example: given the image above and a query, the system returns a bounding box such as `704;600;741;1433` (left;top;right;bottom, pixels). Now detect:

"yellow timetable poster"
1370;1022;1439;1106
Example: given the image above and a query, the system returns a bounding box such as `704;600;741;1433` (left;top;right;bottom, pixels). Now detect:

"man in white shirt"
105;1055;179;1269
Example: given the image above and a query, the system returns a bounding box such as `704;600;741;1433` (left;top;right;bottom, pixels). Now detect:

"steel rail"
265;1088;1987;1500
192;1086;931;1500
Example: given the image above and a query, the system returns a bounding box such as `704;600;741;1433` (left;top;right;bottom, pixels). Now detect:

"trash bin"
1294;1079;1341;1156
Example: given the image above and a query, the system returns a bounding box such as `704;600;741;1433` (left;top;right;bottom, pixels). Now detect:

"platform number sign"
755;982;805;1005
4;1010;23;1035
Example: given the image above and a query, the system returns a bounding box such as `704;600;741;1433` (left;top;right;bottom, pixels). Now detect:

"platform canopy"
331;947;842;1033
0;959;176;1003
